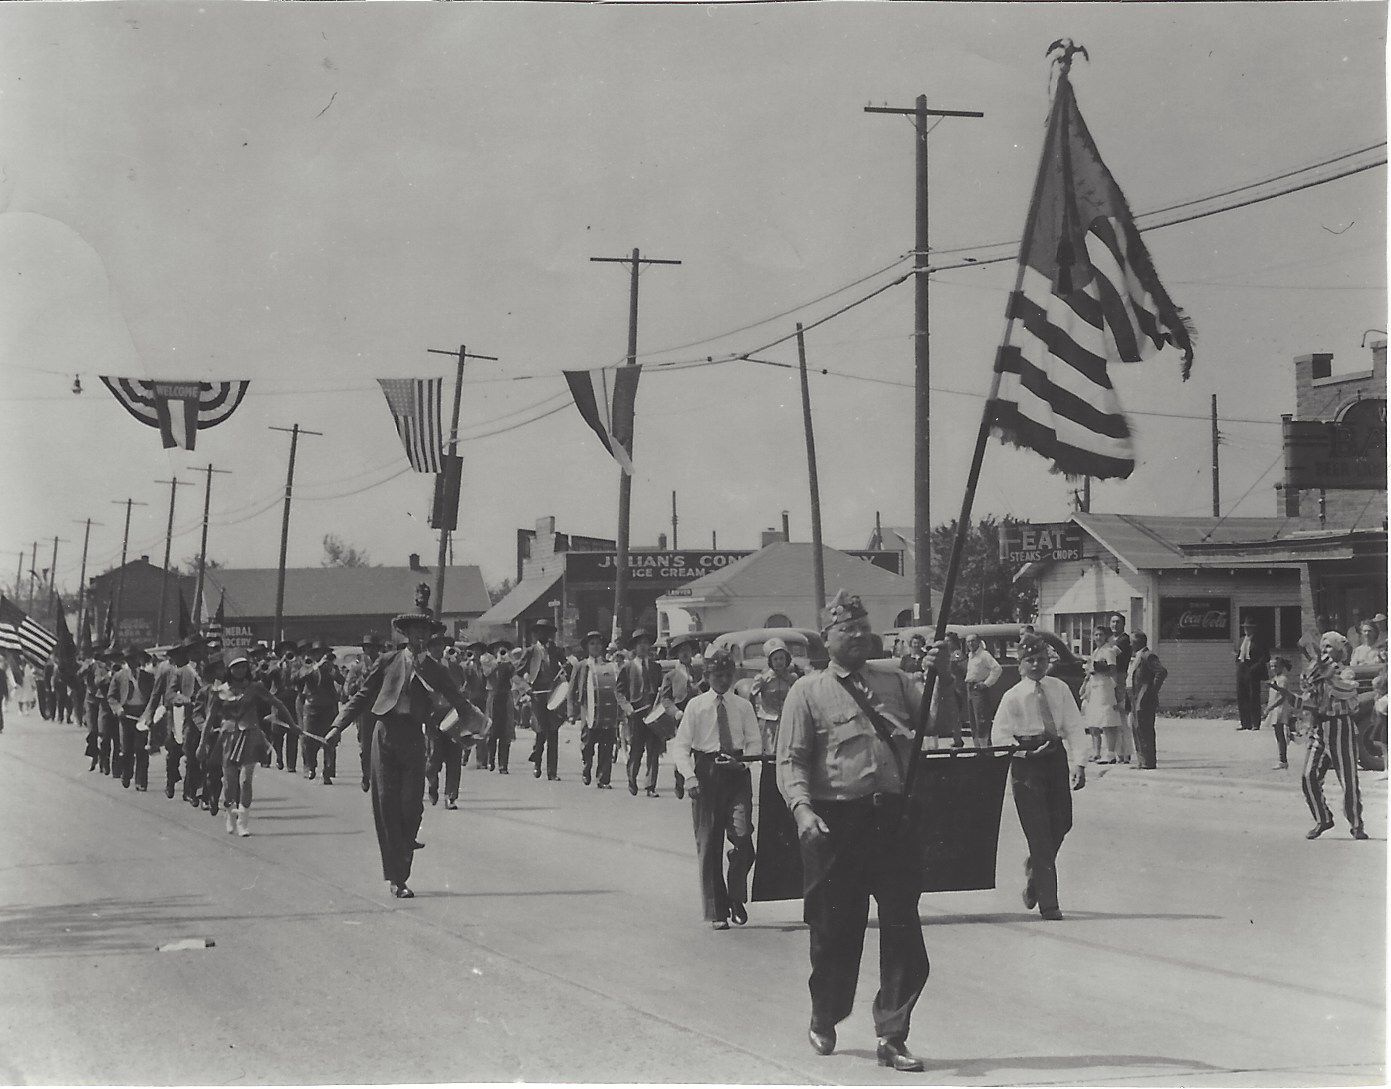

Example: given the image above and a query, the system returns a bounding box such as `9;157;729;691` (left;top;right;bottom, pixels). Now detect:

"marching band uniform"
327;593;483;897
657;637;703;799
112;648;154;790
519;621;566;781
618;631;665;796
298;644;342;785
571;633;618;789
777;590;929;1072
97;647;125;779
194;654;226;815
425;636;476;808
344;634;385;792
204;656;292;836
481;641;516;773
455;643;488;774
267;643;301;773
83;653;111;770
670;653;762;927
1301;633;1367;840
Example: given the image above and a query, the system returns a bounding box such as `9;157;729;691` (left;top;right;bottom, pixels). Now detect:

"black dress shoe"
674;783;684;800
876;1038;924;1072
628;782;639;796
428;783;439;805
1039;907;1065;921
1306;821;1335;839
807;1024;835;1056
165;784;176;799
582;770;592;785
533;767;542;779
710;919;730;931
391;884;414;899
1022;882;1037;911
729;902;748;926
1352;828;1370;840
646;788;659;797
360;779;370;793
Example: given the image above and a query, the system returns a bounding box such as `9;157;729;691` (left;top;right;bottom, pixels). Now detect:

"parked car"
881;623;1085;702
701;628;830;699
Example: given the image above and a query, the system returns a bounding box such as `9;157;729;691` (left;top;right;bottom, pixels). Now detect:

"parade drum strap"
834;674;906;780
546;677;570;712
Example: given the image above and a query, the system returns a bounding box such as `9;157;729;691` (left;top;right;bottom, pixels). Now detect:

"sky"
1;1;1385;601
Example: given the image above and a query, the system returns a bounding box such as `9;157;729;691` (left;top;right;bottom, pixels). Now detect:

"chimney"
139;555;149;563
657;532;668;550
408;553;422;571
761;527;782;548
781;510;790;541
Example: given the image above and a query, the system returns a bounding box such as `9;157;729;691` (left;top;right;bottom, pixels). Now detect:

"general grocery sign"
997;523;1084;565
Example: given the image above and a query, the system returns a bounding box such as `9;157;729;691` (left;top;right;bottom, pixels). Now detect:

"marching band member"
203;651;293;837
776;590;934;1072
670;649;762;930
344;633;386;792
657;635;702;799
324;588;484;898
456;641;489;771
618;628;665;797
1300;631;1368;840
112;645;154;791
518;620;566;781
84;648;112;772
481;640;515;773
267;640;301;773
193;648;227;816
750;636;803;755
298;642;342;785
571;631;619;788
425;632;470;809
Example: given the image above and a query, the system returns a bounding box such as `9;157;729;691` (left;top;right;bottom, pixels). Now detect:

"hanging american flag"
100;378;251;451
0;596;58;666
376;378;444;473
563;365;641;475
987;50;1194;480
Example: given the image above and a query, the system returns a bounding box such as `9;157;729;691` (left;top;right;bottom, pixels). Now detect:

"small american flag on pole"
0;595;58;666
988;48;1194;480
377;378;445;473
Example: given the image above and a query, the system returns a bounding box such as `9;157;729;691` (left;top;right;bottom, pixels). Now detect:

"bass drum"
588;665;621;731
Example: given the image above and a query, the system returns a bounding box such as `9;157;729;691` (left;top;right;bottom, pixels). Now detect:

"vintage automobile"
700;627;831;699
881;622;1086;702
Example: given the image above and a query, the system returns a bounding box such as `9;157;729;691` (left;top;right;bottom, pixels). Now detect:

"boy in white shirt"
992;632;1087;920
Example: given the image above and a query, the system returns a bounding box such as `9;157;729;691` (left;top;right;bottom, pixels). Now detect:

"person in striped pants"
1300;631;1367;841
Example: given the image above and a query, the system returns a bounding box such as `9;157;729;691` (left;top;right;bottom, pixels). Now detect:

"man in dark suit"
518;620;567;781
325;587;483;899
1235;617;1268;731
618;628;666;796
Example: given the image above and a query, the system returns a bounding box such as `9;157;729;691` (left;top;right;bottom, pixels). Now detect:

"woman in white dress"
1083;626;1126;763
11;658;36;715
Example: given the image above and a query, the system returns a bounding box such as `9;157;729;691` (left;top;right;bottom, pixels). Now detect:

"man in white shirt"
992;632;1087;920
671;650;763;931
964;634;1003;746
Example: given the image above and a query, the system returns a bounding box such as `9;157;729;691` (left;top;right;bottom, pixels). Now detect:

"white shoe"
225;807;237;834
235;809;250;837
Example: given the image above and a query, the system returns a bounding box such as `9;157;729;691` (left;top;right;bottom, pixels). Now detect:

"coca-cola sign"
1159;596;1232;641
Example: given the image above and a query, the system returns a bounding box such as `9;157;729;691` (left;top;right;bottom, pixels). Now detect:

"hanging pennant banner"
100;378;250;450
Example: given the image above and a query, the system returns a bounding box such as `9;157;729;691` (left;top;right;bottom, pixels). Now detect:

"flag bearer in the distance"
991;632;1087;921
344;633;386;792
776;590;935;1073
670;649;762;930
324;586;484;899
518;619;566;781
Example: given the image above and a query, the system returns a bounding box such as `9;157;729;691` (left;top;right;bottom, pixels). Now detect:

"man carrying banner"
776;590;936;1072
518;620;566;781
991;632;1087;920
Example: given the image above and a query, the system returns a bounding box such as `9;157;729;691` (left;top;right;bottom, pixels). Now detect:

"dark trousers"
426;728;463;801
1131;702;1158;768
1303;714;1364;832
481;733;510;771
118;715;149;788
691;754;753;921
37;682;51;720
529;704;561;777
1010;749;1073;913
1274;718;1290;764
800;796;929;1041
371;715;427;885
85;700;102;763
356;714;375;786
626;714;662;791
581;726;616;786
1236;666;1263;729
967;685;995;744
272;705;298;771
55;686;73;722
302;706;337;778
201;741;223;814
182;723;204;802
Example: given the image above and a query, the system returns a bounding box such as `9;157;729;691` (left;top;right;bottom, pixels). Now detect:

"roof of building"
868;526;915;581
473;572;562;627
668;541;913;601
202;565;490;619
1072;513;1297;573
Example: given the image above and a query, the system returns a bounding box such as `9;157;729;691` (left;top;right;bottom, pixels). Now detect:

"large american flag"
988;61;1194;480
0;596;58;666
377;378;445;473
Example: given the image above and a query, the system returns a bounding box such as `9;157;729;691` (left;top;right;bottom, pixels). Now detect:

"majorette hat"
392;582;446;636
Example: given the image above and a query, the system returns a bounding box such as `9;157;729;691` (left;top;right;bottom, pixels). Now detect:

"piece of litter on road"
158;938;215;952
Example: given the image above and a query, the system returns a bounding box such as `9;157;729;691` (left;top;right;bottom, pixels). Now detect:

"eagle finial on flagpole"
1047;38;1089;73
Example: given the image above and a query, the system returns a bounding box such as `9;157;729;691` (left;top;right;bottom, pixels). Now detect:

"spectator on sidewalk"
964;633;1003;747
1126;633;1167;769
1262;655;1298;771
1351;619;1383;667
1234;618;1269;731
1083;627;1125;763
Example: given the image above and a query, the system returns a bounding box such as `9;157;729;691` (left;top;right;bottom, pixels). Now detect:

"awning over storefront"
474;573;562;627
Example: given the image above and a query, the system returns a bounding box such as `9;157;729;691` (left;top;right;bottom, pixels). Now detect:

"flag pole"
898;52;1070;818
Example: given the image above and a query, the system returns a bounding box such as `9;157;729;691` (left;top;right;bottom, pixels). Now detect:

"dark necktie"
716;694;734;753
1033;681;1058;737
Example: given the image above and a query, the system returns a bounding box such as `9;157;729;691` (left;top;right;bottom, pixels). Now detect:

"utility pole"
154;476;194;642
47;535;67;619
188;463;232;628
671;491;678;550
866;96;984;624
590;247;681;642
26;541;37;613
711;530;717;549
110;498;148;634
269;425;322;642
1210;393;1221;517
13;552;24;605
426;344;498;617
72;519;101;639
796;323;827;618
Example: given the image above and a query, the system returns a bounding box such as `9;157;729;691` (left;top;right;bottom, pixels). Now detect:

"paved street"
0;708;1382;1086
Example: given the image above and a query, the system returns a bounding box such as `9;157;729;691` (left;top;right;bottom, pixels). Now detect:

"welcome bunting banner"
100;378;251;451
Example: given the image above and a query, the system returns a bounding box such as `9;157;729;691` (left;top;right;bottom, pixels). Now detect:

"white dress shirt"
991;675;1086;768
965;646;1003;687
671;688;763;782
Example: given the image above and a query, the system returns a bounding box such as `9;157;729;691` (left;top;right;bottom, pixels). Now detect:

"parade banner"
751;748;1013;902
987;55;1194;481
563;366;640;474
376;378;444;473
100;378;250;450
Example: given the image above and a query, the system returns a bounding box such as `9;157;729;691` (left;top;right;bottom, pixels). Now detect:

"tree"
930;515;1038;624
487;577;515;605
178;555;223;578
321;534;374;568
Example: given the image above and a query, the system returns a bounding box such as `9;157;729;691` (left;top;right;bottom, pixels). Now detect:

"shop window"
1278;606;1303;648
1053;612;1114;657
895;608;914;626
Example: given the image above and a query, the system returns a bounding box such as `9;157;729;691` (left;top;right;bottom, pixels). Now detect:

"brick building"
86;557;194;649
